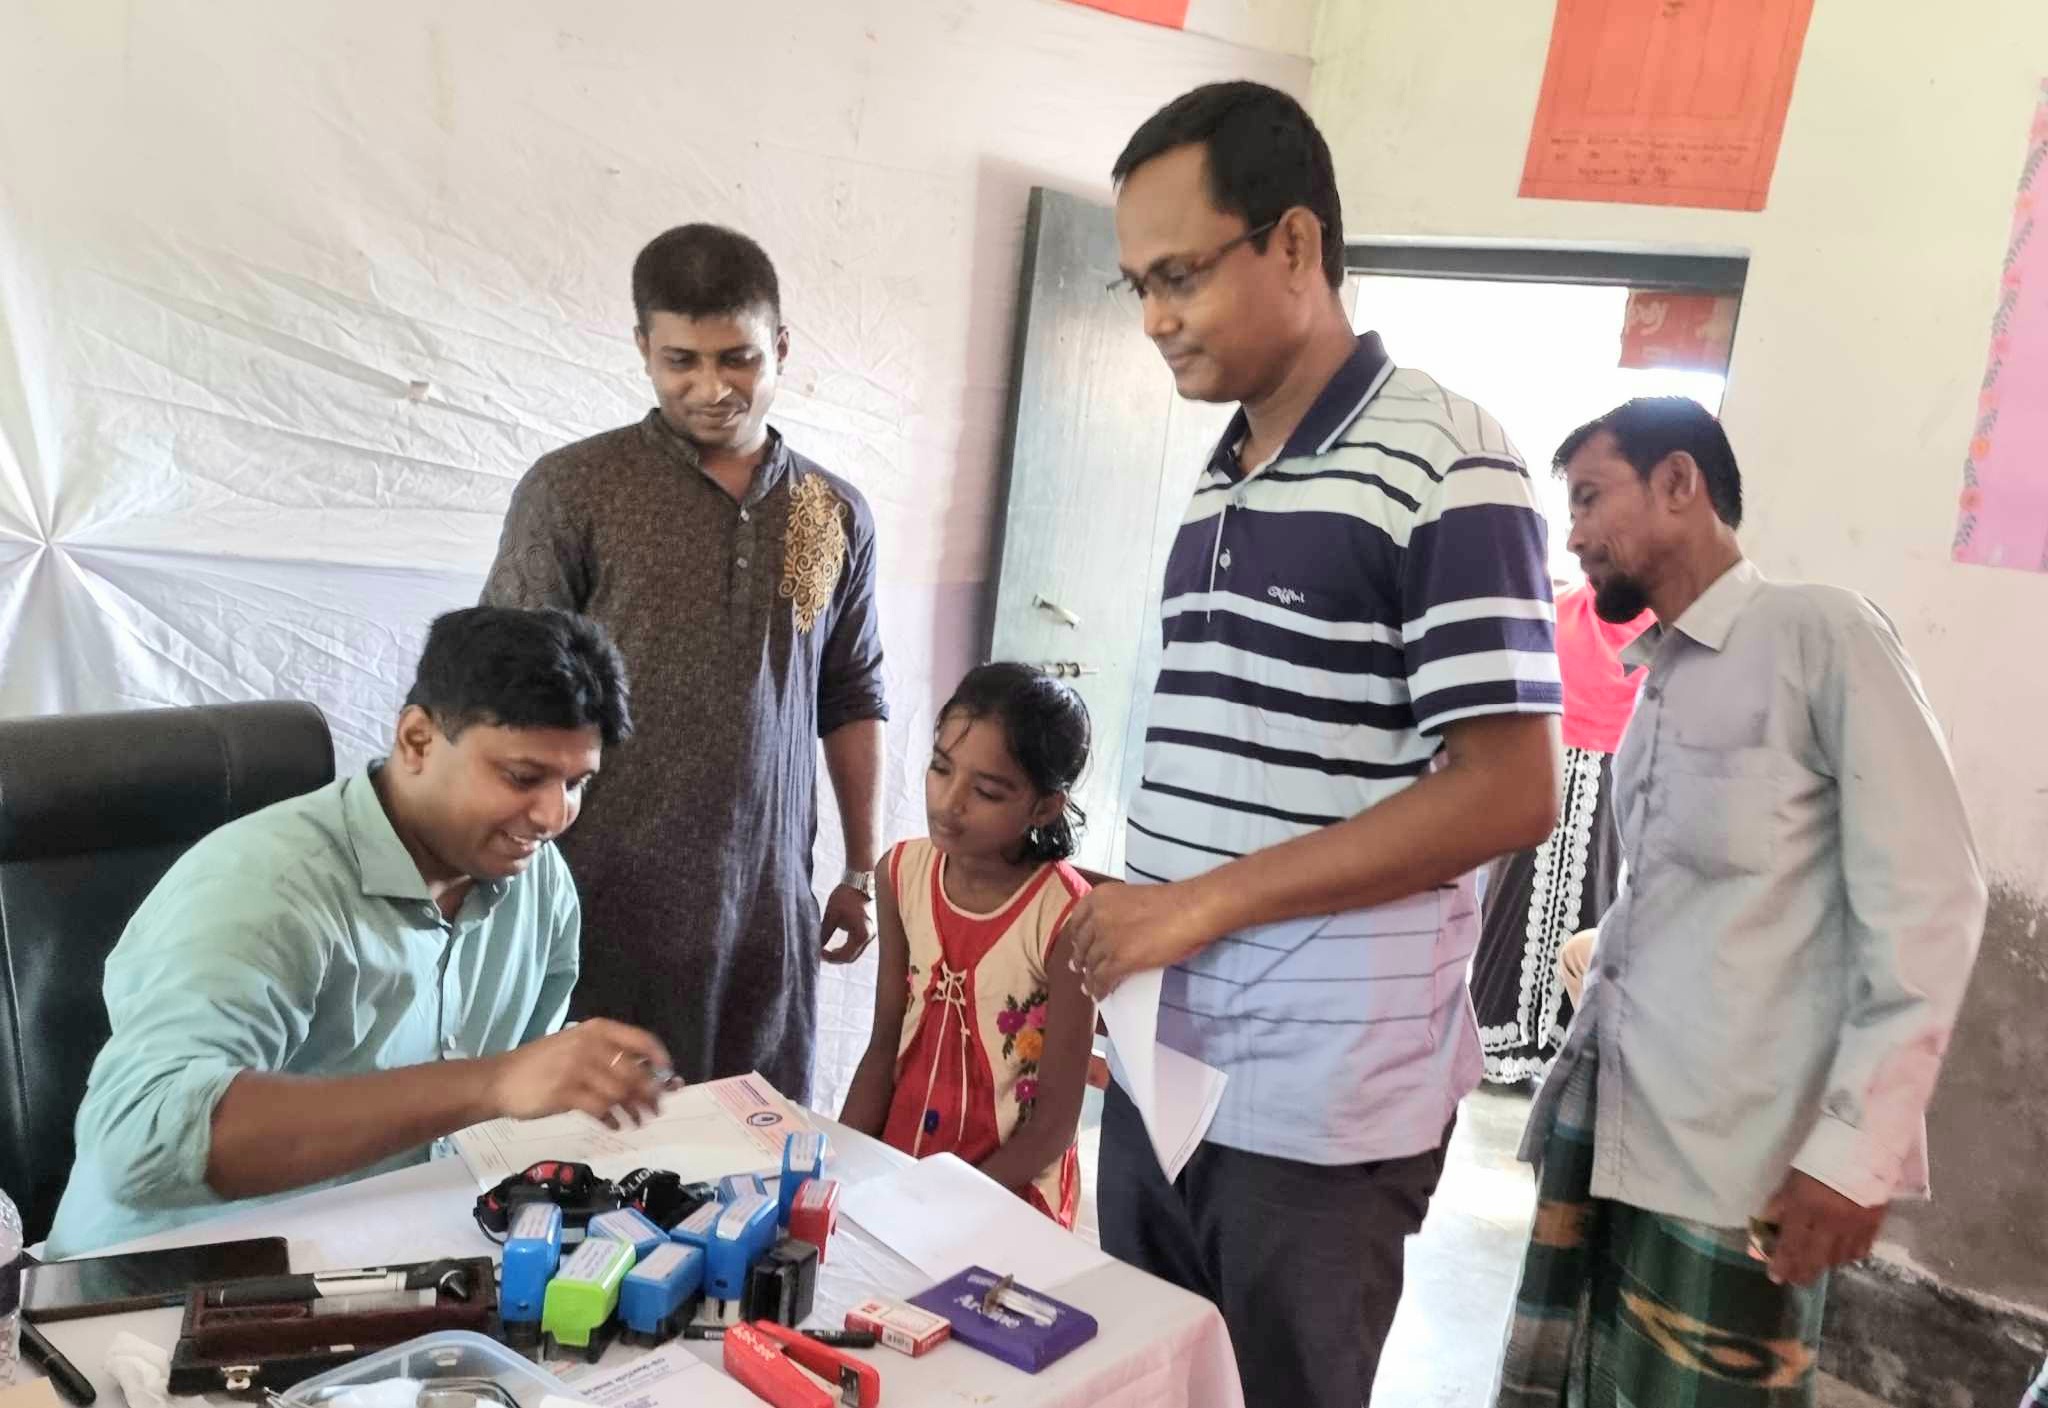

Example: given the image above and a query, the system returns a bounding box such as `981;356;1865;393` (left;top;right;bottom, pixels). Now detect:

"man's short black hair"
1553;396;1744;530
405;607;632;746
631;224;781;330
1111;81;1345;291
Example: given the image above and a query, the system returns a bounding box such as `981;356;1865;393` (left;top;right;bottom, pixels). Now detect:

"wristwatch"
839;867;876;901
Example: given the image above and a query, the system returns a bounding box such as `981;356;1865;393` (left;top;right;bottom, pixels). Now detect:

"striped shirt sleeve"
1399;453;1561;735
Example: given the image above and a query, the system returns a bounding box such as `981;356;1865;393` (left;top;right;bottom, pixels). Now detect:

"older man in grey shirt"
1496;397;1986;1408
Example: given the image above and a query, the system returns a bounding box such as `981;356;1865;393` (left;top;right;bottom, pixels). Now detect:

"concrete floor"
1073;1082;1893;1406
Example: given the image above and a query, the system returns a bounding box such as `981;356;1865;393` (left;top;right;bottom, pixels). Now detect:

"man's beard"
1592;574;1650;624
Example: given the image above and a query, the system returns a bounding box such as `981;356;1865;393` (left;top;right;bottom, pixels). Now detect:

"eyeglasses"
1106;220;1280;305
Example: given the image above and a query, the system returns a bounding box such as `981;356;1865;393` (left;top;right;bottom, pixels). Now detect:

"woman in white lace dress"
1471;582;1649;1084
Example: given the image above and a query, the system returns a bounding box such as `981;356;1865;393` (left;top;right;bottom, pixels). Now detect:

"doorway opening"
1346;246;1745;582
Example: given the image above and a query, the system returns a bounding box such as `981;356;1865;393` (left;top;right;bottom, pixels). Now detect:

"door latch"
1032;595;1082;629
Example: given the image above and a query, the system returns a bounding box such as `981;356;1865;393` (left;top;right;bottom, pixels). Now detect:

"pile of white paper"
839;1154;1108;1290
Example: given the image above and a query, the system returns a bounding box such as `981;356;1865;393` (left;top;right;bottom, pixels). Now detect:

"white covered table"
30;1117;1243;1408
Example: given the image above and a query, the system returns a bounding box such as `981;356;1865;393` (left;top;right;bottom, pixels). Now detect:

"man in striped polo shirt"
1065;83;1564;1406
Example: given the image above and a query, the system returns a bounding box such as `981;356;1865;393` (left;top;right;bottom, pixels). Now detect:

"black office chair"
0;701;335;1242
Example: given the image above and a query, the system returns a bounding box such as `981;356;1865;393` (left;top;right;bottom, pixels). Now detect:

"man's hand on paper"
486;1017;677;1128
1064;879;1214;998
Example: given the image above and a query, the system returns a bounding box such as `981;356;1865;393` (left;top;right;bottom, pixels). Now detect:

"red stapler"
723;1321;882;1408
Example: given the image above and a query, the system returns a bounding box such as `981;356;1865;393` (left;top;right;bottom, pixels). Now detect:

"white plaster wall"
0;0;1311;1111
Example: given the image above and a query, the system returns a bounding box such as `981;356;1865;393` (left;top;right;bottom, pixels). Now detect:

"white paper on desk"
1099;968;1228;1182
556;1343;756;1408
840;1153;1108;1290
450;1072;810;1190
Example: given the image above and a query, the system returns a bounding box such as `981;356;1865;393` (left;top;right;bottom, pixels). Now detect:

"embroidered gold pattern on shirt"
781;473;848;632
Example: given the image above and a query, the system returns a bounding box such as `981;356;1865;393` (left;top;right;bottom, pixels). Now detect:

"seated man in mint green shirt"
49;606;675;1255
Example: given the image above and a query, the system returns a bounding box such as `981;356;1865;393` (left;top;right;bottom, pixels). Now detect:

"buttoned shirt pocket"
1652;743;1785;879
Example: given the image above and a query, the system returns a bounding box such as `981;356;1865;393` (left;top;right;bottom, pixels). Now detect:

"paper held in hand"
1096;968;1227;1183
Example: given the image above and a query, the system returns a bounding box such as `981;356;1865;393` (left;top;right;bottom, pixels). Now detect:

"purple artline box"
908;1265;1098;1373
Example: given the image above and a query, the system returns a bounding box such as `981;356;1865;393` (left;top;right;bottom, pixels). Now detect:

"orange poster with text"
1519;0;1814;212
1063;0;1190;28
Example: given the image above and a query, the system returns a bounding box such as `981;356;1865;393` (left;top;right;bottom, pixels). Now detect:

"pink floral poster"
1955;81;2048;573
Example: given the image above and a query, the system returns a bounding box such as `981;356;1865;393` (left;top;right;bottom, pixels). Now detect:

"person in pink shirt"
1470;580;1651;1083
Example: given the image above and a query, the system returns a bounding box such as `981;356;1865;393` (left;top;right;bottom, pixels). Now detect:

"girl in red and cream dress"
839;663;1095;1225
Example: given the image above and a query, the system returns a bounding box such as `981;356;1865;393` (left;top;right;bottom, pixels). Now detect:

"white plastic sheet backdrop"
0;0;1307;1110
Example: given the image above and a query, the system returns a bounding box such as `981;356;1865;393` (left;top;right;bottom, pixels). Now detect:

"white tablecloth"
30;1117;1243;1408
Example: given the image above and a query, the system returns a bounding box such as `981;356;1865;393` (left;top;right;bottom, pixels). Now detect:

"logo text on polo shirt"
1268;586;1307;608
